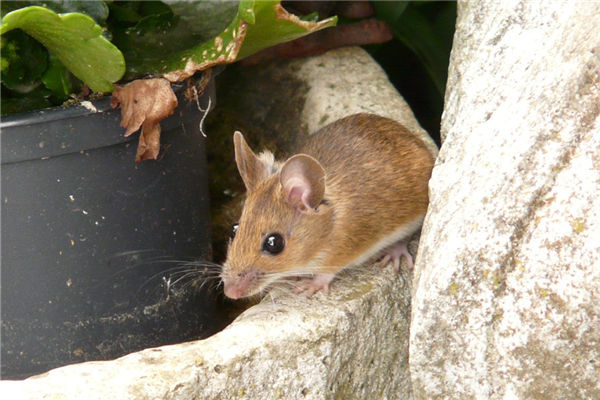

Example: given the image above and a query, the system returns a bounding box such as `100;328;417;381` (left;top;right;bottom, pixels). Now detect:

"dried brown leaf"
110;78;178;162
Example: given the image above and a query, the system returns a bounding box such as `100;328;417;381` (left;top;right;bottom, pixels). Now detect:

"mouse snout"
222;267;260;299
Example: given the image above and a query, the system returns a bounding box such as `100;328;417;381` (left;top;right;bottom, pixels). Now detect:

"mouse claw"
381;241;413;273
381;254;390;266
295;273;334;297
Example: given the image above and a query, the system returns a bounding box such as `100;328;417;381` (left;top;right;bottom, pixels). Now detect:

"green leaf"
164;0;239;38
139;1;177;19
41;0;110;25
1;29;48;92
108;1;240;79
1;1;38;16
1;1;109;25
41;55;74;99
133;11;177;37
373;2;456;97
300;12;320;23
371;1;408;25
1;6;125;92
236;0;337;59
106;2;143;25
159;0;337;81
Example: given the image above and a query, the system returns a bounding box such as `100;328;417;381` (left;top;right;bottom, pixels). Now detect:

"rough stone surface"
2;267;413;399
292;47;438;158
411;2;600;399
1;47;432;399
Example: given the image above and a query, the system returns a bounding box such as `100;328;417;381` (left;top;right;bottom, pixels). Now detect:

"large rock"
410;2;600;399
2;269;413;399
1;47;434;399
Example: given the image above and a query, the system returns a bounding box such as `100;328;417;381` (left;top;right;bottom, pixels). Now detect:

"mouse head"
222;131;333;299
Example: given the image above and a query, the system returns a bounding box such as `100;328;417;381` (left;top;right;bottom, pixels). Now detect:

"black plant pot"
1;82;220;379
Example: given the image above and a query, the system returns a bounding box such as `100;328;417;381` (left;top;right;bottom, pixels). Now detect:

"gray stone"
292;47;438;158
1;47;431;400
410;1;600;399
2;268;413;400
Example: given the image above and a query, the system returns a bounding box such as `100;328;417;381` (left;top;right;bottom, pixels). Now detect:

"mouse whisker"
133;259;222;299
169;271;202;287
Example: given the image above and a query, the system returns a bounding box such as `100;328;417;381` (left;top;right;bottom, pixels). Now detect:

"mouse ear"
233;131;269;191
280;154;325;213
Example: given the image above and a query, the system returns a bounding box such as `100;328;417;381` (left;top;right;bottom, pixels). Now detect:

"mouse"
221;113;434;299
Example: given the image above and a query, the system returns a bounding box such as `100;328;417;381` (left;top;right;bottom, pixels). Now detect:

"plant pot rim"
0;82;192;164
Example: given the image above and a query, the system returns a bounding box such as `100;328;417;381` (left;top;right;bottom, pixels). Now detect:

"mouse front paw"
380;240;414;272
294;273;335;297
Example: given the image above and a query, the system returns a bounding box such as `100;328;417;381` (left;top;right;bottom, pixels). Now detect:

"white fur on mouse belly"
344;215;425;269
287;215;425;278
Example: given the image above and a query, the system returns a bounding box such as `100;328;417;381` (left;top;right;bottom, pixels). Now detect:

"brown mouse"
221;113;434;299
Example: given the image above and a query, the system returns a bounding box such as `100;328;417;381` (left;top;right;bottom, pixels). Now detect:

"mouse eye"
262;233;285;255
231;223;239;238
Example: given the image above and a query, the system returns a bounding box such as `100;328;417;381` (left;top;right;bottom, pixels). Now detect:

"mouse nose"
222;267;259;299
223;283;244;299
